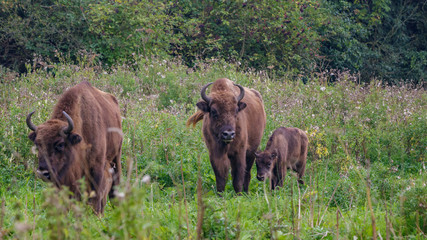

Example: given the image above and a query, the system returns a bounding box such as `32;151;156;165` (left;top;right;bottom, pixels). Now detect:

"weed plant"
0;57;425;239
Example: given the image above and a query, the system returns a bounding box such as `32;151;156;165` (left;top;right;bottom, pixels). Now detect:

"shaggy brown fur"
27;81;122;214
187;78;266;193
255;127;308;190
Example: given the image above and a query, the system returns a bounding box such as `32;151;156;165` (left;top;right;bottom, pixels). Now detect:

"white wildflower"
115;191;125;199
142;175;151;184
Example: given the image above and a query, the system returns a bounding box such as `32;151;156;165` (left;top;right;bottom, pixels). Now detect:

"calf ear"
196;101;210;112
68;133;82;145
238;102;247;112
28;132;36;142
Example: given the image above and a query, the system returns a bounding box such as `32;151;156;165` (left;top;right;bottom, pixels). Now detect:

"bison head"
196;82;247;144
27;111;82;185
255;151;277;181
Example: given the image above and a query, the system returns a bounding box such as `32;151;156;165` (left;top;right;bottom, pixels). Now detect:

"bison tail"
186;111;204;127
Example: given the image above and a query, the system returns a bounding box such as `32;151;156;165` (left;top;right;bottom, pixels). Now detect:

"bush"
319;0;427;84
0;0;92;72
168;0;326;75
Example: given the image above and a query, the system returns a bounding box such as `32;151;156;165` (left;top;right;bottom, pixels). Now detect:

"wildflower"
320;86;326;91
89;191;97;198
31;146;37;155
142;175;151;184
115;191;125;200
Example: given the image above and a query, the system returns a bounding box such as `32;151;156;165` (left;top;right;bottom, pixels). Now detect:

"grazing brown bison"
255;127;308;190
26;81;122;214
187;78;266;193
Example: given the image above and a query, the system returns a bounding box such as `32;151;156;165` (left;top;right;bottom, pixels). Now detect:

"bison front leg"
276;166;286;189
230;154;246;193
270;175;278;190
210;156;230;193
89;166;109;214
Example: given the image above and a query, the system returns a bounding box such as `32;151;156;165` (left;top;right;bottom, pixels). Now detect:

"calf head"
255;151;278;181
196;82;246;144
27;111;82;185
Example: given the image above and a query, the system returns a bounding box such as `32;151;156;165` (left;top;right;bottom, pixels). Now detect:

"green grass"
0;58;426;239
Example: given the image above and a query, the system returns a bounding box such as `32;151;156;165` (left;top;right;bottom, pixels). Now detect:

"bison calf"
255;127;308;190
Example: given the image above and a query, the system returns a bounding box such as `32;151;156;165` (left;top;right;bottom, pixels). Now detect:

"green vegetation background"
1;0;426;84
0;0;426;239
0;57;426;239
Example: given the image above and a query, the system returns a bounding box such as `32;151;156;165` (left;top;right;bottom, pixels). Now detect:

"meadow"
0;58;426;239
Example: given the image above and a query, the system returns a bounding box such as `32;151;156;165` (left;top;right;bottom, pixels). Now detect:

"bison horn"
26;111;37;131
235;84;245;102
201;82;213;103
62;111;74;134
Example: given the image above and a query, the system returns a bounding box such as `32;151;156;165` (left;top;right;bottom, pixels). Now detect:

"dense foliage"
0;58;426;238
1;0;425;84
320;0;427;84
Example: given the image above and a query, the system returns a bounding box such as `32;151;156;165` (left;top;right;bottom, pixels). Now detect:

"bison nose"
221;130;235;141
37;169;50;181
257;175;265;181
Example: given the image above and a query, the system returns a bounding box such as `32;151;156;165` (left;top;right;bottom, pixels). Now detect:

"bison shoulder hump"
109;94;119;105
250;89;263;101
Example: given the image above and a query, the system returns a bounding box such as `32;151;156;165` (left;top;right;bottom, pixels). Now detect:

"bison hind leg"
109;152;122;200
295;161;306;186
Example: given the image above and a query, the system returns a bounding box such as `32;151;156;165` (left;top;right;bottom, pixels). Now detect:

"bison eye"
55;142;65;152
211;109;218;119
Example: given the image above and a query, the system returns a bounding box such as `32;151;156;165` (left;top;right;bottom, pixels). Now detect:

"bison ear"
68;133;82;145
28;132;36;142
237;102;247;112
196;101;210;112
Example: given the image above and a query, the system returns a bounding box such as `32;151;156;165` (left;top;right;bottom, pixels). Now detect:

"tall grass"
0;57;425;239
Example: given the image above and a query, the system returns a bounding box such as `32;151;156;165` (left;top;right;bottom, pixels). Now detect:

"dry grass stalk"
365;158;377;240
235;207;241;240
385;201;390;240
0;198;4;232
196;153;205;240
125;157;134;192
33;178;36;240
319;181;339;226
297;182;301;239
290;179;295;237
196;176;205;240
180;157;191;238
336;209;339;240
309;174;314;228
